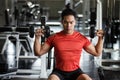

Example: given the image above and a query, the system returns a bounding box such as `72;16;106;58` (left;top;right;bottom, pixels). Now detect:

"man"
34;8;104;80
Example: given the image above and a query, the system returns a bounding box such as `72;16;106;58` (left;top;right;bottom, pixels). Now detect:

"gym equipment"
0;26;34;38
40;16;52;69
0;34;19;79
98;67;105;80
104;19;118;49
0;35;18;74
29;26;34;38
1;17;51;39
47;50;52;69
0;25;41;78
91;0;105;80
103;0;120;48
89;25;95;38
89;9;96;38
40;16;50;43
89;11;96;25
96;0;120;80
4;9;10;26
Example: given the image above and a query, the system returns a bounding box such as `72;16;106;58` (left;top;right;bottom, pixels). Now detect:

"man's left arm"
84;30;104;56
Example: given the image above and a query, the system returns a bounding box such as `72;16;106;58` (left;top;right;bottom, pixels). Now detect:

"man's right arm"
34;29;51;56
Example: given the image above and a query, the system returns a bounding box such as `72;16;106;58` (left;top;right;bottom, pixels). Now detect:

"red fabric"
46;30;91;71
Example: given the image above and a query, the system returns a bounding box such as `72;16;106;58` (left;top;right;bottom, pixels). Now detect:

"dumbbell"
89;25;96;38
29;26;34;38
89;10;96;38
40;16;53;69
40;16;50;42
0;15;51;39
89;25;104;39
89;0;103;39
41;16;50;37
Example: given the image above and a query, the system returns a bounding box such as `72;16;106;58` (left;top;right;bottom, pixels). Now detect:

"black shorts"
50;68;84;80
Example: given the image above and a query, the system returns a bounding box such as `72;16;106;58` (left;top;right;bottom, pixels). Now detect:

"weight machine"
91;0;120;80
0;16;56;79
0;30;20;80
0;26;40;79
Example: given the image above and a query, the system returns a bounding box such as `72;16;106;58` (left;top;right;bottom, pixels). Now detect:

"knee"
48;74;60;80
88;78;92;80
77;74;92;80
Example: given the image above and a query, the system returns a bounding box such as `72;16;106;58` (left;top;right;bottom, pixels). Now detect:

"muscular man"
34;8;104;80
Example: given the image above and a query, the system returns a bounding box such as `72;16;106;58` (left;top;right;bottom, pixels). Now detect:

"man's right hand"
35;28;45;39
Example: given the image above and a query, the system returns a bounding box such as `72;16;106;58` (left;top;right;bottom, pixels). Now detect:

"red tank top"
46;31;91;71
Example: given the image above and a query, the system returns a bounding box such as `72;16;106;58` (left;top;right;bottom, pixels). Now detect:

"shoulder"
74;31;90;42
46;31;62;45
74;31;86;38
47;31;62;40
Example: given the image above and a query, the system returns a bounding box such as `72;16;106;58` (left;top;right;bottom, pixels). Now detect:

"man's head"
61;8;77;35
61;8;77;20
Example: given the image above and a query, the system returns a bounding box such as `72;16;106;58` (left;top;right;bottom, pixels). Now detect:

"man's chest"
53;36;85;51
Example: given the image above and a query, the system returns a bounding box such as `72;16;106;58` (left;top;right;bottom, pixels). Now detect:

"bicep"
84;43;97;56
40;43;52;55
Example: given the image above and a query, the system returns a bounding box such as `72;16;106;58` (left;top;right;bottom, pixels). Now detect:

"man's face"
61;15;76;34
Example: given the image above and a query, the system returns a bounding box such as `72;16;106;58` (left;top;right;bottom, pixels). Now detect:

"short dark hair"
61;8;77;20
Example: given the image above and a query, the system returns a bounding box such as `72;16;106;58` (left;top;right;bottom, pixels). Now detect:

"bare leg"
76;74;92;80
48;74;60;80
